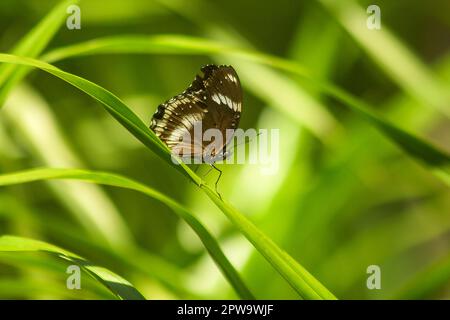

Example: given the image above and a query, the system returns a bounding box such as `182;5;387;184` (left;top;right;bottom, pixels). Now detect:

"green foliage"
0;53;334;300
0;235;144;299
0;0;79;105
0;168;254;299
0;0;448;300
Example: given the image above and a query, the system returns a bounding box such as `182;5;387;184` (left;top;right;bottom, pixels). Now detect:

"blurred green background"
0;0;449;299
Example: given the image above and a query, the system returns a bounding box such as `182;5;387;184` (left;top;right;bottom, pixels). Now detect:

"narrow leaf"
39;35;450;183
0;235;145;300
0;168;255;300
0;0;79;106
0;53;336;299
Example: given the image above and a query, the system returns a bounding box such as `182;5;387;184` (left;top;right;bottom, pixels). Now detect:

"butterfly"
150;64;243;192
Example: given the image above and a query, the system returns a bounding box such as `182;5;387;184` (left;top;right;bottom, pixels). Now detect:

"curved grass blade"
0;235;145;300
0;52;200;185
0;278;113;299
0;0;78;106
201;186;335;300
0;54;335;299
42;36;338;141
393;255;450;299
4;84;135;248
39;35;450;184
0;168;255;300
317;0;450;118
0;192;201;299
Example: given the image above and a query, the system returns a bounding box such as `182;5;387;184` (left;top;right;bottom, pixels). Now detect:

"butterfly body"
150;65;242;163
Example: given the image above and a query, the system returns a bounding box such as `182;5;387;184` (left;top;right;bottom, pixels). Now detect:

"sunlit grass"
0;0;448;300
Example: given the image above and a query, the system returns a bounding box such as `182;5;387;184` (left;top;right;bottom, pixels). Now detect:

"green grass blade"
4;83;135;249
0;53;336;299
202;187;336;300
393;255;450;299
0;193;199;298
40;35;450;183
318;82;450;182
0;168;255;300
42;36;338;141
0;52;199;184
318;0;450;118
0;0;78;106
0;277;113;299
0;235;145;300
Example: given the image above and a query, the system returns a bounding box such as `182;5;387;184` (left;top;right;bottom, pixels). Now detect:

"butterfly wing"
150;65;242;161
197;65;242;161
150;93;206;159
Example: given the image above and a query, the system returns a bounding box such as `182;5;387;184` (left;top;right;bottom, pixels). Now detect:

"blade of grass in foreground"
0;190;201;298
43;37;338;141
0;235;145;300
39;35;450;184
4;83;135;248
0;168;255;300
0;53;336;299
0;0;78;106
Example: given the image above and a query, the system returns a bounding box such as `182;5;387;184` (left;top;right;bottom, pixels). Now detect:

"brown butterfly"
150;65;243;192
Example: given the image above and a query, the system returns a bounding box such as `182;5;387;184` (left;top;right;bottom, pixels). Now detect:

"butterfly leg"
211;164;223;199
191;165;204;187
204;165;214;177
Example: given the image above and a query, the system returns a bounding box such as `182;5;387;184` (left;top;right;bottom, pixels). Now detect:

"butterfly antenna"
211;164;223;199
232;131;262;150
